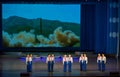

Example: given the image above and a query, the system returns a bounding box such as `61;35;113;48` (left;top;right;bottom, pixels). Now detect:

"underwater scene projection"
2;4;81;47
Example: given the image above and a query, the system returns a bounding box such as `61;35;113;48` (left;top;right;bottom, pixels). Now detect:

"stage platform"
0;53;120;77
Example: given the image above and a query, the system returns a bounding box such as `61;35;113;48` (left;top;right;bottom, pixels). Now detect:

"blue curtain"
80;4;95;51
81;0;119;55
95;2;107;54
106;0;119;55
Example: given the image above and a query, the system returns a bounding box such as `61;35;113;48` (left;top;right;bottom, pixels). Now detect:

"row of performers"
26;53;106;72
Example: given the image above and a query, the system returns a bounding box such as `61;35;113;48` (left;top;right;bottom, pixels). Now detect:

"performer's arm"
63;58;64;64
29;57;32;64
26;57;28;64
79;57;80;63
104;57;106;64
54;57;55;63
97;58;98;63
46;57;48;63
71;57;73;63
100;57;102;63
86;57;88;64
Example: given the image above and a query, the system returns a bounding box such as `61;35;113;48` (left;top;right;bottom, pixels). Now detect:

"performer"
68;54;73;72
29;54;32;72
63;54;67;72
101;54;106;71
46;54;51;72
51;54;55;72
97;53;102;71
83;54;88;71
26;54;31;72
79;54;84;71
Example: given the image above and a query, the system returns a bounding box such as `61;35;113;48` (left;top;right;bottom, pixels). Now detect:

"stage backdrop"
1;0;119;55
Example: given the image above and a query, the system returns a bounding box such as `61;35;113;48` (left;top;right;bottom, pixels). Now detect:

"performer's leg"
84;61;86;71
29;62;31;72
68;61;70;72
50;62;52;72
64;62;67;72
104;64;105;71
51;61;54;72
82;62;84;71
103;63;105;71
30;61;32;72
27;62;29;72
31;61;32;72
28;62;31;72
68;62;71;72
50;64;53;72
48;61;51;72
52;63;54;72
80;62;82;71
70;62;72;72
98;61;101;71
102;61;105;71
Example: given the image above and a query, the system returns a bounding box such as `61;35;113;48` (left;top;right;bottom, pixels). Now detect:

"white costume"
26;57;32;64
63;57;68;64
79;56;84;63
83;57;88;64
97;56;102;63
46;57;51;63
68;57;73;63
51;56;55;63
101;56;106;63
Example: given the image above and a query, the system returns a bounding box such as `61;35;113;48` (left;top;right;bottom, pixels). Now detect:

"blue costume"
27;61;31;72
63;57;67;72
46;56;51;72
83;60;86;71
80;61;83;71
101;61;105;71
98;60;101;71
63;61;67;72
48;61;51;72
68;61;72;72
26;56;32;72
97;56;101;71
30;56;32;72
51;56;55;72
79;56;84;71
79;57;83;71
82;57;88;71
101;56;106;71
51;61;54;72
68;57;73;72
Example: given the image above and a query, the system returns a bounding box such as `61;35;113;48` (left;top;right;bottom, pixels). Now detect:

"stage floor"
0;54;120;77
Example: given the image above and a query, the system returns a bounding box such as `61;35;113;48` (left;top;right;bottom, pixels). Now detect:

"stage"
0;53;120;77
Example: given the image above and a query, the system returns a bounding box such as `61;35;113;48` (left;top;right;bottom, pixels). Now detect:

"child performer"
68;54;73;72
51;54;55;72
97;53;102;71
63;54;68;72
79;54;84;71
29;54;32;72
101;54;106;71
83;54;88;71
46;54;51;72
26;54;31;72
